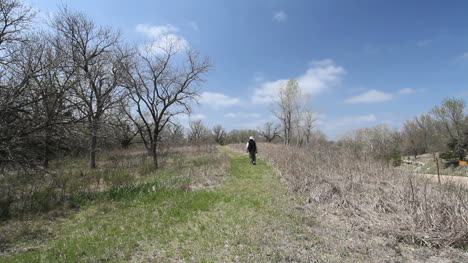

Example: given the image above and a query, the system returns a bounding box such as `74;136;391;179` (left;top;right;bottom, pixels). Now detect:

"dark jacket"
247;139;257;153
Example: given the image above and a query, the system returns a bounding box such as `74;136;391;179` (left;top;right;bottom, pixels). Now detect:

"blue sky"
28;0;468;139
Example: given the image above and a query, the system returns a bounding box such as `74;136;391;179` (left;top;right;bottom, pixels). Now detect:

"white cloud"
147;34;189;53
200;92;241;108
252;59;345;104
273;11;287;22
345;89;393;103
136;24;189;53
252;79;288;104
224;112;260;118
398;88;415;95
136;24;179;38
177;113;206;120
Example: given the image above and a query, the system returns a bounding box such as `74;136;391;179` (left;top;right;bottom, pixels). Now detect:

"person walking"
245;136;257;165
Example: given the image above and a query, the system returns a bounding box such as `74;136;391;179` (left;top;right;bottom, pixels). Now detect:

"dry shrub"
229;143;467;249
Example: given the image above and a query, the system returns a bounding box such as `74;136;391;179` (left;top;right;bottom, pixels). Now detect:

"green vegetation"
391;152;402;167
1;147;318;262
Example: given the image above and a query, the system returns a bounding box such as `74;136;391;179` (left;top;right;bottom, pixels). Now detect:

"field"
0;144;467;262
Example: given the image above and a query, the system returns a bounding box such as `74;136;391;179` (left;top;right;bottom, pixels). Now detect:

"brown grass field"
230;143;468;262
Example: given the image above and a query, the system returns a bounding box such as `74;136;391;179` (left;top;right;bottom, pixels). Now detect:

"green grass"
2;147;318;262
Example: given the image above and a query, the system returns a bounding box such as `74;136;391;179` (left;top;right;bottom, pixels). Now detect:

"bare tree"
0;0;36;166
161;122;185;146
188;120;211;145
431;98;467;160
227;129;259;144
338;130;365;159
272;79;302;145
302;109;318;146
50;7;127;168
212;124;227;145
308;130;327;146
293;98;306;147
402;119;425;158
414;113;432;152
13;34;78;167
341;124;399;165
123;41;212;168
258;122;280;142
105;105;139;149
0;0;34;62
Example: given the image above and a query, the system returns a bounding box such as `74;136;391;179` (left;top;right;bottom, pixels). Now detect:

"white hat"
249;136;254;140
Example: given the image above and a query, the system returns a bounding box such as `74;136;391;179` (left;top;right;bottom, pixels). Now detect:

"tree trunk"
283;128;287;145
89;122;98;169
150;142;158;169
43;126;50;169
152;150;158;168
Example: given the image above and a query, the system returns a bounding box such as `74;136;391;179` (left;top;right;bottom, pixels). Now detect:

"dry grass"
230;143;468;261
0;145;231;260
0;144;229;220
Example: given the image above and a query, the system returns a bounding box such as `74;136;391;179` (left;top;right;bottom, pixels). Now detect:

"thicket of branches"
338;98;468;165
0;2;212;170
0;1;214;219
271;78;319;147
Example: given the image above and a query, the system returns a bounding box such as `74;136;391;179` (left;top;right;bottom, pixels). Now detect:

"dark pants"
249;152;256;164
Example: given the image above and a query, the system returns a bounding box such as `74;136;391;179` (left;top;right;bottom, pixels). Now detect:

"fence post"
436;157;441;184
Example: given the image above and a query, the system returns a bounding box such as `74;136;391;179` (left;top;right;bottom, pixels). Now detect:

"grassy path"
4;147;319;262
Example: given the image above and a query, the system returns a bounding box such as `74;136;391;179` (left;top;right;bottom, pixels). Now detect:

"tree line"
0;1;326;172
0;1;211;170
3;0;464;173
338;98;468;164
259;77;468;165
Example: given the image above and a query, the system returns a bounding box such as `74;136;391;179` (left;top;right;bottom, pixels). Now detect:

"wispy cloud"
252;59;345;103
273;11;287;22
136;24;178;38
200;92;241;108
398;88;415;95
224;112;261;119
136;24;189;53
345;89;393;103
177;113;206;120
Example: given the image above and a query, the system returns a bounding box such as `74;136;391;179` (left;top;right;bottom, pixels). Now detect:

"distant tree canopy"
3;0;468;172
338;97;468;163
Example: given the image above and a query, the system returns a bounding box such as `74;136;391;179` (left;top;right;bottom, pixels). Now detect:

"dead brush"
229;143;468;248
